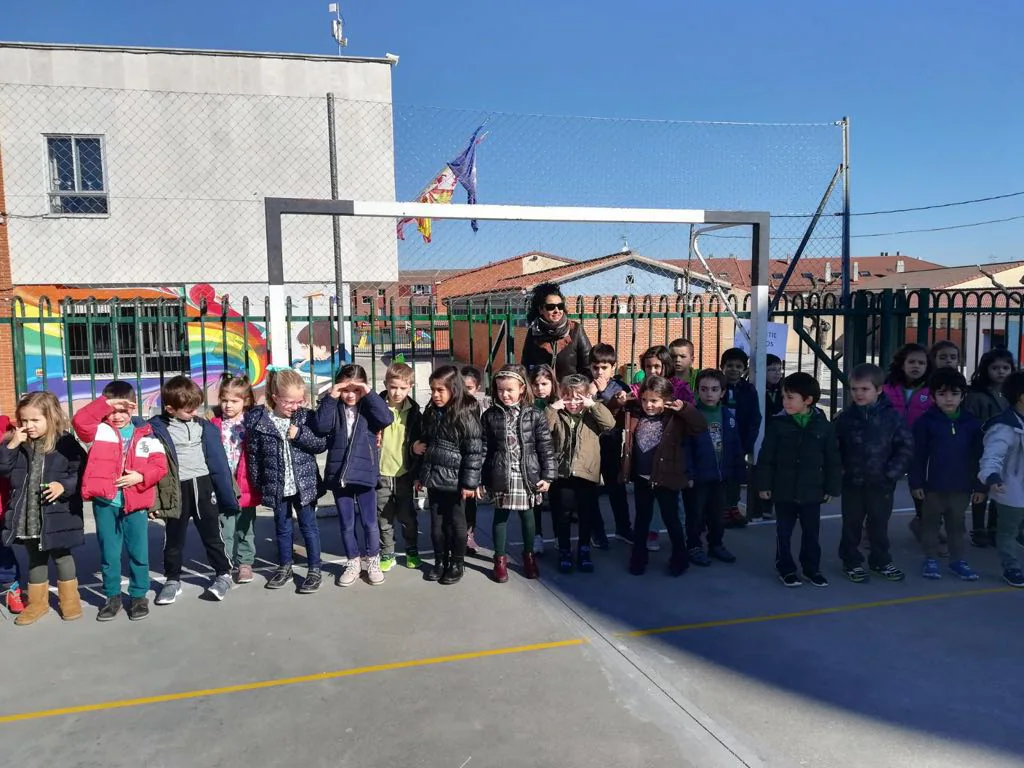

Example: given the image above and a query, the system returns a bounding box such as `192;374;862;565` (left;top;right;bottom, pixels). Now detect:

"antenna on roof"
620;234;630;253
329;3;348;53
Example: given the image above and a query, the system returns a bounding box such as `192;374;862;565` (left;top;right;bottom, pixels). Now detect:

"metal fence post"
916;288;932;345
878;289;896;366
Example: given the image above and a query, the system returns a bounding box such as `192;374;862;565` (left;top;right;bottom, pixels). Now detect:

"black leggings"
25;540;75;583
429;489;467;561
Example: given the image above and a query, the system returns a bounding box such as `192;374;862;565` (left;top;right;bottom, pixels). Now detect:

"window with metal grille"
64;303;188;377
46;135;109;215
411;284;432;296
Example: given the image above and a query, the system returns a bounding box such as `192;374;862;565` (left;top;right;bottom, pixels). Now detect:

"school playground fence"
2;287;1021;418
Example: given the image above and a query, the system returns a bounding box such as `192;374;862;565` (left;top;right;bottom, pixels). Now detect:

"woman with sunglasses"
520;282;593;381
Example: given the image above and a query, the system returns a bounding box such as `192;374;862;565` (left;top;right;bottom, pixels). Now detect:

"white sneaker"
646;532;661;552
532;535;545;554
366;554;385;586
337;558;361;587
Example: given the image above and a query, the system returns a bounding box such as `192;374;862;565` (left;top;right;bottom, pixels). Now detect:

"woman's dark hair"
427;364;478;434
334;364;368;384
886;343;932;387
527;282;564;322
639;374;674;401
969;348;1016;391
640;345;672;376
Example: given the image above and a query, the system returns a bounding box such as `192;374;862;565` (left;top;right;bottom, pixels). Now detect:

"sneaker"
266;565;293;590
405;549;422;569
591;531;610;550
779;573;802;588
155;580;182;605
128;597;149;621
921;559;942;580
236;564;255;584
558;549;574;574
532;535;545;555
845;566;869;583
97;595;122;621
646;532;661;552
709;545;737;564
806;572;829;587
298;568;322;593
379;554;396;573
466;530;478;555
1002;568;1024;588
208;574;232;601
4;584;24;614
689;547;711;567
577;545;594;573
724;507;748;529
949;560;979;581
337;558;361;587
366;555;385;585
871;563;906;582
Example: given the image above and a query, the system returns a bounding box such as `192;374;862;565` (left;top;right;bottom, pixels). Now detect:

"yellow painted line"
0;637;587;725
617;586;1014;638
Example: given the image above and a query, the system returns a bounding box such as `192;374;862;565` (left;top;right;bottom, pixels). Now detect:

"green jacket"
545;402;616;483
150;445;181;519
755;408;842;504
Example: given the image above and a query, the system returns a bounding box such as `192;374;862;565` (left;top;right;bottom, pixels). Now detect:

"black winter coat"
416;404;483;493
833;395;914;487
481;403;556;492
520;321;592;381
755;409;842;504
0;433;86;551
244;406;327;508
314;391;393;489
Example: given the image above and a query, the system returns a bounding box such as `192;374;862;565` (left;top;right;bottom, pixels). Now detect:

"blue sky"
4;0;1022;266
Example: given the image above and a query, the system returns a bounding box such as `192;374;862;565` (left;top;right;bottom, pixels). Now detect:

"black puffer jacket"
481;403;556;492
0;433;86;550
417;405;483;493
755;409;843;504
833;395;913;487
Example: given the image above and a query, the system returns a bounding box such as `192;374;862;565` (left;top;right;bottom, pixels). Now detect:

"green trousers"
220;506;257;567
93;503;150;599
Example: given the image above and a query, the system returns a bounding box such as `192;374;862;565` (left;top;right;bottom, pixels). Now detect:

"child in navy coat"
314;364;393;588
686;370;746;565
909;368;984;581
720;348;762;526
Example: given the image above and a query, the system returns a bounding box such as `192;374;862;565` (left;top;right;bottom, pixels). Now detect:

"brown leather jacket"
619;402;707;490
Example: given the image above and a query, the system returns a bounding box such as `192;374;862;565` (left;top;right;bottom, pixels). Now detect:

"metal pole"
841;116;853;373
327;93;343;304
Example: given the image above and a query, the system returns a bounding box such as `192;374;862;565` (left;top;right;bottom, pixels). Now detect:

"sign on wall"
734;320;789;360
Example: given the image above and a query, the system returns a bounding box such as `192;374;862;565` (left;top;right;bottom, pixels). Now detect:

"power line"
853;213;1024;238
775;189;1024;219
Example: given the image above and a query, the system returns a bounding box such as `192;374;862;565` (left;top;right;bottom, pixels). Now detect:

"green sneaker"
379;554;396;573
405;549;421;569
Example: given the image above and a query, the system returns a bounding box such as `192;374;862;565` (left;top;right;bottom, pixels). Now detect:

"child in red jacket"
73;381;167;621
209;374;262;585
0;414;24;614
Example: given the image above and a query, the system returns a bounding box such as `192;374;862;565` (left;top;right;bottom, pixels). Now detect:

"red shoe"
522;552;540;580
723;507;748;529
5;584;25;615
492;555;509;583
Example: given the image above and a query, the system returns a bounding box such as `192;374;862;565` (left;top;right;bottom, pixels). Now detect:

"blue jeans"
334;484;380;559
273;495;322;569
0;541;21;587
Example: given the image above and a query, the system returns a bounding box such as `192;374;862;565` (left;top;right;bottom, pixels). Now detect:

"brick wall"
0;144;16;414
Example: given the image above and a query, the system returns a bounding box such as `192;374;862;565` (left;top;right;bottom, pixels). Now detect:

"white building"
0;42;399;409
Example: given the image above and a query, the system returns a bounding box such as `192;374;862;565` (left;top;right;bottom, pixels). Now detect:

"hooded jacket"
882;383;932;428
834;395;914;487
148;414;240;515
909;405;983;494
547;401;616;483
979;409;1024;508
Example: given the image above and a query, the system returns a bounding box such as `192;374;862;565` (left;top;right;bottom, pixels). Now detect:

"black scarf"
528;314;571;342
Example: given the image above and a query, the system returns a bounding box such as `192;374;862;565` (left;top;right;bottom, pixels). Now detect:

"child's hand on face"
42;482;64;503
287;424;299;440
613;391;629;405
106;399;136;414
412;441;427;456
580;396;595;409
116;471;145;488
7;426;27;447
911;488;925;500
665;400;684;412
550;399;565;411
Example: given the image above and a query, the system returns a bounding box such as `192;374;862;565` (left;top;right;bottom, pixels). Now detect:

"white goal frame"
264;198;770;439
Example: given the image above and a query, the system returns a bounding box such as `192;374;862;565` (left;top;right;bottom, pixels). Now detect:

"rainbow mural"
14;284;268;415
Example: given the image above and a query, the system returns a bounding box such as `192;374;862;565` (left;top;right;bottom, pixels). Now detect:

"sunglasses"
543;302;566;312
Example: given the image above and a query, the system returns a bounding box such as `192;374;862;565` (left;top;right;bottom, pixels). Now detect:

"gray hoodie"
978;408;1024;508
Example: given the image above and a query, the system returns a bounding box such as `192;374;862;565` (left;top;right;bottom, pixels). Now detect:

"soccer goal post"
264;197;770;434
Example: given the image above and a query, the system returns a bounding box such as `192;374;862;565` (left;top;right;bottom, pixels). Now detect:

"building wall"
0;45;397;286
559;262;705;298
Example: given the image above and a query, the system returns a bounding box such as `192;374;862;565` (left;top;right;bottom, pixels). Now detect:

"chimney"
852;260;859;282
896;259;906;273
896;250;901;256
824;261;832;282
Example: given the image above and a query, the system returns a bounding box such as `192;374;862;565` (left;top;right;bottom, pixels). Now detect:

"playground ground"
1;486;1023;768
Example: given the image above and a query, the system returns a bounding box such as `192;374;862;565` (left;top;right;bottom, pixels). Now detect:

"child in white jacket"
978;370;1024;588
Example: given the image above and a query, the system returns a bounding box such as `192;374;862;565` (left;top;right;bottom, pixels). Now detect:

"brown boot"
57;579;83;621
522;551;540;580
492;555;509;583
14;582;51;626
